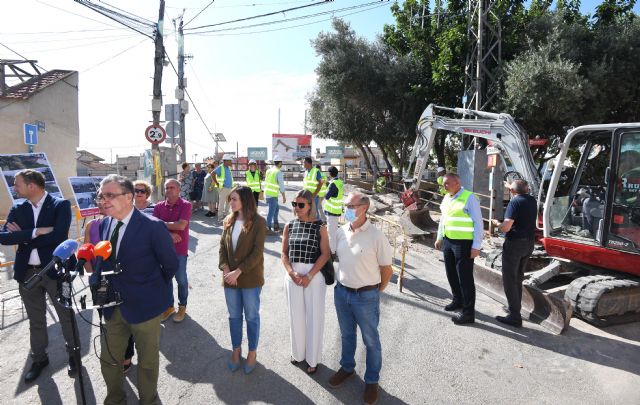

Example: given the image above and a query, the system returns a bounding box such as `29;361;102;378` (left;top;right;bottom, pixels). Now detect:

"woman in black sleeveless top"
282;190;330;374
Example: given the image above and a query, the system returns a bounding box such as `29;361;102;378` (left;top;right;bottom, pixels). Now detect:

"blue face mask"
344;208;358;223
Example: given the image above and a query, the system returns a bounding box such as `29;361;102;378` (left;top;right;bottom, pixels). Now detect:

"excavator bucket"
473;262;572;334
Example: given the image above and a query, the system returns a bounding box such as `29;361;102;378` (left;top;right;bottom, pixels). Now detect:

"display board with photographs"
0;153;63;205
272;134;312;161
68;176;104;217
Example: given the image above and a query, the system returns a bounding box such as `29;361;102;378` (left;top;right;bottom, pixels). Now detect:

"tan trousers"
101;308;162;405
218;187;233;218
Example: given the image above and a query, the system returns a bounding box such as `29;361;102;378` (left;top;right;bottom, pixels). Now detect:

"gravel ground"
0;183;638;404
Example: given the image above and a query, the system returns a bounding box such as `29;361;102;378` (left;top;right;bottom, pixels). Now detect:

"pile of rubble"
346;184;439;238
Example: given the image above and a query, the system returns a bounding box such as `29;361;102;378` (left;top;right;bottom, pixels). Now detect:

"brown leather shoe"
173;305;187;323
363;383;379;405
328;367;354;388
161;306;175;322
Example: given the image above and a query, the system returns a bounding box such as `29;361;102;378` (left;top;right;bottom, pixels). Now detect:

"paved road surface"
1;185;639;404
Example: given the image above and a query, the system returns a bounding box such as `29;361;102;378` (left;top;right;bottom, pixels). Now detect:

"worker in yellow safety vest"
434;172;483;326
245;159;262;205
212;154;235;217
316;165;328;222
322;166;344;254
436;166;447;196
264;156;286;232
303;157;323;219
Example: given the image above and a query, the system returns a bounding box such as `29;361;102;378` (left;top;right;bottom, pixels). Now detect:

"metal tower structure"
463;0;502;111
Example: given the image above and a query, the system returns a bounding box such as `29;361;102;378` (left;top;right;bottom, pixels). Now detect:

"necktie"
109;221;124;262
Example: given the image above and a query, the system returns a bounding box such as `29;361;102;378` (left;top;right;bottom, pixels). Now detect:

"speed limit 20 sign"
145;124;167;144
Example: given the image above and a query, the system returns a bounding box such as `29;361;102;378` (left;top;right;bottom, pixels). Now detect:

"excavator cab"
542;125;640;276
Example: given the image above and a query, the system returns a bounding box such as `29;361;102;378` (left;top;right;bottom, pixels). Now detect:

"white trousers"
284;262;327;367
326;214;340;254
218;187;232;218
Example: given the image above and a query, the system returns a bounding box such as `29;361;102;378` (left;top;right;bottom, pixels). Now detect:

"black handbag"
315;223;335;285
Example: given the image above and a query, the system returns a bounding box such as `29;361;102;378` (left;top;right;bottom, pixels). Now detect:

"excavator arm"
403;103;541;197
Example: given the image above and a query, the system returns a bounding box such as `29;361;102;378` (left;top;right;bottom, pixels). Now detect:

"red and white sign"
145;124;167;144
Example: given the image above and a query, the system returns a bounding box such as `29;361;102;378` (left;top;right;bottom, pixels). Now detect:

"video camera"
81;240;123;310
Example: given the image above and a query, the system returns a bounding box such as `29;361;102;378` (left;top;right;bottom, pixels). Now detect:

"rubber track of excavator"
566;275;640;326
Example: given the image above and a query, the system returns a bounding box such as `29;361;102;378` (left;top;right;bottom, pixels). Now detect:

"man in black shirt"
492;179;537;327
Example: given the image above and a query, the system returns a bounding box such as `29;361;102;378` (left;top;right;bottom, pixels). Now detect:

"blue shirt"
437;187;484;250
214;165;233;188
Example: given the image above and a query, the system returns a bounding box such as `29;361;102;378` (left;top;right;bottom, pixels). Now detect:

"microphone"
74;243;95;276
92;241;113;307
24;239;79;290
93;241;112;276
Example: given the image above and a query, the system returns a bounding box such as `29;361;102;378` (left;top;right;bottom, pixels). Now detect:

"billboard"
0;153;63;205
68;176;104;217
247;147;268;161
326;146;345;158
272;134;312;161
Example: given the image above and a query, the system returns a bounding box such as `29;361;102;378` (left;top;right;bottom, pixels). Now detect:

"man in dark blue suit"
0;169;78;382
94;175;178;405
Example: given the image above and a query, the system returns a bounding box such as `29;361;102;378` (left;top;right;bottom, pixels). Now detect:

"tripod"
58;265;87;405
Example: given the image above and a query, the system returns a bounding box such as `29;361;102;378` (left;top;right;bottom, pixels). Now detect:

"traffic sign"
165;104;180;122
24;123;38;145
145;124;167;144
165;121;180;138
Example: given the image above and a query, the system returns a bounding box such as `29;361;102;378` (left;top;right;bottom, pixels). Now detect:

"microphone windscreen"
77;243;95;261
94;241;113;260
52;239;79;261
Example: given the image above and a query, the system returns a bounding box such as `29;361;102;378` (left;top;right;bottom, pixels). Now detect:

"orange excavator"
403;104;640;333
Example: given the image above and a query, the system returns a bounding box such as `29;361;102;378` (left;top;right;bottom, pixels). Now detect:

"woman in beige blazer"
219;185;267;375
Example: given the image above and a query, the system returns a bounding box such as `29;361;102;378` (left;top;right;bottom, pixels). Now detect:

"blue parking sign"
24;123;38;145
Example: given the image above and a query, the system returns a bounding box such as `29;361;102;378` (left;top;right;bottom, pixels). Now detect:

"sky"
1;0;638;163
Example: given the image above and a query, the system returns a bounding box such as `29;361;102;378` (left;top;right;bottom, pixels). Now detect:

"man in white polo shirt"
328;191;393;405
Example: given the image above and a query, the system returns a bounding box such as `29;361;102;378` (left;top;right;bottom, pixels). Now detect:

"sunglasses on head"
291;201;308;208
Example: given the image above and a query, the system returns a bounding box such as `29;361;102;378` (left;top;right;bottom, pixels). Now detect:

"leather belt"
26;265;42;270
338;283;379;293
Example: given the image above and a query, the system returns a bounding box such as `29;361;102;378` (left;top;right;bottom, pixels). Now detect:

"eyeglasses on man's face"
134;189;147;194
96;192;127;202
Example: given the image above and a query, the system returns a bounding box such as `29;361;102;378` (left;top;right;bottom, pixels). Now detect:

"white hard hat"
272;155;282;162
248;159;257;165
437;166;445;173
222;154;233;161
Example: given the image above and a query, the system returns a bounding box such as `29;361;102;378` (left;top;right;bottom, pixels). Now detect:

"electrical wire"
185;1;389;35
82;37;148;73
35;0;121;29
184;0;216;28
183;0;333;31
195;2;389;37
0;27;126;35
6;32;140;45
21;34;141;54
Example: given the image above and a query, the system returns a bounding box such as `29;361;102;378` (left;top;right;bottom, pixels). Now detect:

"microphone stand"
58;259;87;405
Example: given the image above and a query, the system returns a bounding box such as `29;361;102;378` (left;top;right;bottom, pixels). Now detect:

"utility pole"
176;15;190;163
151;0;165;200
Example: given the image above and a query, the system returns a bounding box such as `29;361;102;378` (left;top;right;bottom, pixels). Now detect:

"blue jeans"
266;197;280;228
169;255;189;307
224;287;262;351
314;196;321;219
334;283;382;384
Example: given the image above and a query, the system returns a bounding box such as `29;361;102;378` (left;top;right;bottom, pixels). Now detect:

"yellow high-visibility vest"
264;167;281;197
441;189;475;240
245;170;261;192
